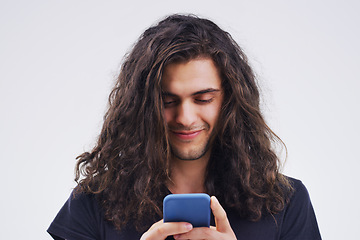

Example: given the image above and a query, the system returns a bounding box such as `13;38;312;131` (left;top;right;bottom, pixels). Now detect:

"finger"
141;219;193;240
174;227;216;240
210;196;232;233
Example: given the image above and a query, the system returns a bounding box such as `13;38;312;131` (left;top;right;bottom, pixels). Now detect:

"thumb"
210;196;232;233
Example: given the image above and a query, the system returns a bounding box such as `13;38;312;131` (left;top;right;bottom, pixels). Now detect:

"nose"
175;101;197;127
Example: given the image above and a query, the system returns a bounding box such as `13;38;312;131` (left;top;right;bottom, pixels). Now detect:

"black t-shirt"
47;178;321;240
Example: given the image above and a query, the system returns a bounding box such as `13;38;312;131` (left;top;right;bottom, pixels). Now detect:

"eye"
163;96;178;107
195;98;214;104
164;100;176;105
194;92;215;104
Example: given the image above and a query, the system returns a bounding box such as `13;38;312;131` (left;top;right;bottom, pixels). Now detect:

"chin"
172;146;210;161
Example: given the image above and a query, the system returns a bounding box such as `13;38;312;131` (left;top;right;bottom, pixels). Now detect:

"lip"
171;130;202;140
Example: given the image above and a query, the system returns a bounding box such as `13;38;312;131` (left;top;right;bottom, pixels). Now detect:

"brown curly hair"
75;14;293;231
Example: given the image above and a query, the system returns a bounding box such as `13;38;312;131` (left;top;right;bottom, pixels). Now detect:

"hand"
140;219;193;240
173;196;237;240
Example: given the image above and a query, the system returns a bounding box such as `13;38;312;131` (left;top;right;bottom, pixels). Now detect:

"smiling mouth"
170;129;203;140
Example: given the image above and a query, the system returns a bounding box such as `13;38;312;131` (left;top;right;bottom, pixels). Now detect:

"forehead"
161;58;222;93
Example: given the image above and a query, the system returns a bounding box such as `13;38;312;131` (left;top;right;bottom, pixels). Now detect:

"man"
48;14;321;240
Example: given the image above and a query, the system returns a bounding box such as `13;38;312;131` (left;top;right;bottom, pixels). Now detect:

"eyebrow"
162;88;221;97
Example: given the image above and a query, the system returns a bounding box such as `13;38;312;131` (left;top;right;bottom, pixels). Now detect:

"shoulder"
62;188;103;224
282;177;313;217
279;176;322;240
47;189;103;240
287;177;309;200
69;189;101;213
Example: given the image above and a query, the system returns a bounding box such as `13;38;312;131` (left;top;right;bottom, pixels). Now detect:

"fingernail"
185;223;193;230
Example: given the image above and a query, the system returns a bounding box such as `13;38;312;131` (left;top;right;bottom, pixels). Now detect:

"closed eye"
195;98;214;104
164;100;177;105
163;96;178;107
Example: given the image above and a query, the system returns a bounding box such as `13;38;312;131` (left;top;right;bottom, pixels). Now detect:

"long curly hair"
75;14;293;231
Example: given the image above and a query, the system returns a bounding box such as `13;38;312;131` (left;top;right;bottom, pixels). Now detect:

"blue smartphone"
163;193;211;227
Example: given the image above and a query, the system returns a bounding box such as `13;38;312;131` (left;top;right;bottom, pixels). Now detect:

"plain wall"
1;0;359;239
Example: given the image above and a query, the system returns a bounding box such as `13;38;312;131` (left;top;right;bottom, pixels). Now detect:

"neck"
168;151;210;194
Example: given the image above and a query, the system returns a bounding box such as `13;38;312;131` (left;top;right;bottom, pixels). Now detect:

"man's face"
161;58;223;161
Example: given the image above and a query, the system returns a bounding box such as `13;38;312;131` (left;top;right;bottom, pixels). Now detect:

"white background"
1;0;359;239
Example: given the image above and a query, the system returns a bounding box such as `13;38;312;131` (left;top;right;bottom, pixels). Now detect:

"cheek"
202;104;222;126
163;109;172;124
